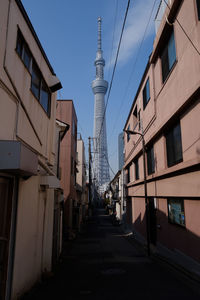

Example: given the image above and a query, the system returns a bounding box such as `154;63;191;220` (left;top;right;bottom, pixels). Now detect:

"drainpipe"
56;121;70;179
5;177;19;300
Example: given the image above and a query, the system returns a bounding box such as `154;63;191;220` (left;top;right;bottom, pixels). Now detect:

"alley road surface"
22;209;200;300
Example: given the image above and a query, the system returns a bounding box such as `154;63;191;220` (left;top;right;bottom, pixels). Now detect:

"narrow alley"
21;209;200;300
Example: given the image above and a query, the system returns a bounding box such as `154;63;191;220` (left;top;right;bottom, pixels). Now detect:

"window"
71;157;74;175
16;30;51;116
165;122;183;167
168;198;185;227
74;161;77;185
147;145;155;175
16;31;23;56
138;110;141;131
40;80;50;113
133;105;141;131
133;106;137;118
135;158;139;180
31;63;51;114
143;78;150;109
197;0;200;20
31;62;41;99
126;166;130;183
16;30;31;71
161;30;176;82
127;125;130;142
23;44;31;70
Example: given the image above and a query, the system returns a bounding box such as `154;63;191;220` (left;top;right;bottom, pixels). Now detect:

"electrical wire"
163;0;200;56
108;0;158;141
107;0;119;84
96;0;131;145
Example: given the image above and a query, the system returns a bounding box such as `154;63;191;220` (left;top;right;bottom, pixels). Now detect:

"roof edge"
15;0;56;75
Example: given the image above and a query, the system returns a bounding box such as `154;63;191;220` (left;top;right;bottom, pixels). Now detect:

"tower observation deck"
92;17;110;192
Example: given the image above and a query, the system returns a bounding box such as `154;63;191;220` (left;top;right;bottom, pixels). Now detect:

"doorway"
0;177;14;300
148;198;157;245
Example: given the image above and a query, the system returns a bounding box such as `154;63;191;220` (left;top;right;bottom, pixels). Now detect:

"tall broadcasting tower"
92;17;110;191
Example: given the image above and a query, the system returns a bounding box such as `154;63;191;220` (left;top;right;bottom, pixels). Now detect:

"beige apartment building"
76;134;88;229
0;0;62;299
124;0;200;273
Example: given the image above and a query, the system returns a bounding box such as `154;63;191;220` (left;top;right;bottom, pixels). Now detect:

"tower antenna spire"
98;17;102;50
92;17;110;195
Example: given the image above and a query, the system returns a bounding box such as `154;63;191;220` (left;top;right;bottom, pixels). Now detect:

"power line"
164;0;200;56
107;0;119;84
97;0;131;145
108;0;158;141
92;0;130;182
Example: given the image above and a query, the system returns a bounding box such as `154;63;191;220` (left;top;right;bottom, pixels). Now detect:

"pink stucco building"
124;0;200;273
56;100;78;236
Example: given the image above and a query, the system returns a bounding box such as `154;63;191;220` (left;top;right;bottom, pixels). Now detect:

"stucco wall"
12;178;54;299
124;0;200;265
0;1;60;298
1;0;57;165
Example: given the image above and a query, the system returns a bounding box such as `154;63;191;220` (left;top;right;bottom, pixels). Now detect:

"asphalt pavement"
21;208;200;300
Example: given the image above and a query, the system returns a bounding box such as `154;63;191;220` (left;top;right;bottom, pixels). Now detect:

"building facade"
108;170;126;224
76;134;88;229
124;0;200;273
0;0;62;299
56;100;78;238
118;132;124;171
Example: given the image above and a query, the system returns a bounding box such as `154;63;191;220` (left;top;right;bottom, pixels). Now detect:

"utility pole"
88;137;92;211
124;128;150;256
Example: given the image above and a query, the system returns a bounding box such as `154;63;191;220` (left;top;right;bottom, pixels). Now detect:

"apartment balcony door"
0;177;14;300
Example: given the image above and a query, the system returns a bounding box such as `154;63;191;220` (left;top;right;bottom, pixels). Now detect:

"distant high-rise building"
92;17;110;192
118;132;124;170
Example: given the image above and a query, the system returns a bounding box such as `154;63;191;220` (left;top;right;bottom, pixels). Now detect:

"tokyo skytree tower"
92;17;110;191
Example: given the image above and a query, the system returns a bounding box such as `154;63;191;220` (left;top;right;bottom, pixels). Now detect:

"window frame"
31;61;41;100
71;156;74;175
126;166;130;183
127;125;130;142
165;122;183;168
134;158;139;180
16;30;32;72
167;198;185;227
143;78;150;110
16;29;51;117
147;145;155;175
160;29;176;83
196;0;200;20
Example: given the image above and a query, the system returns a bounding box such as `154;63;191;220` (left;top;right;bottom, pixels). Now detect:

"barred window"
168;198;185;227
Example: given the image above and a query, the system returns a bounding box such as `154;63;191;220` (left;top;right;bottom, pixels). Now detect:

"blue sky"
21;0;160;177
